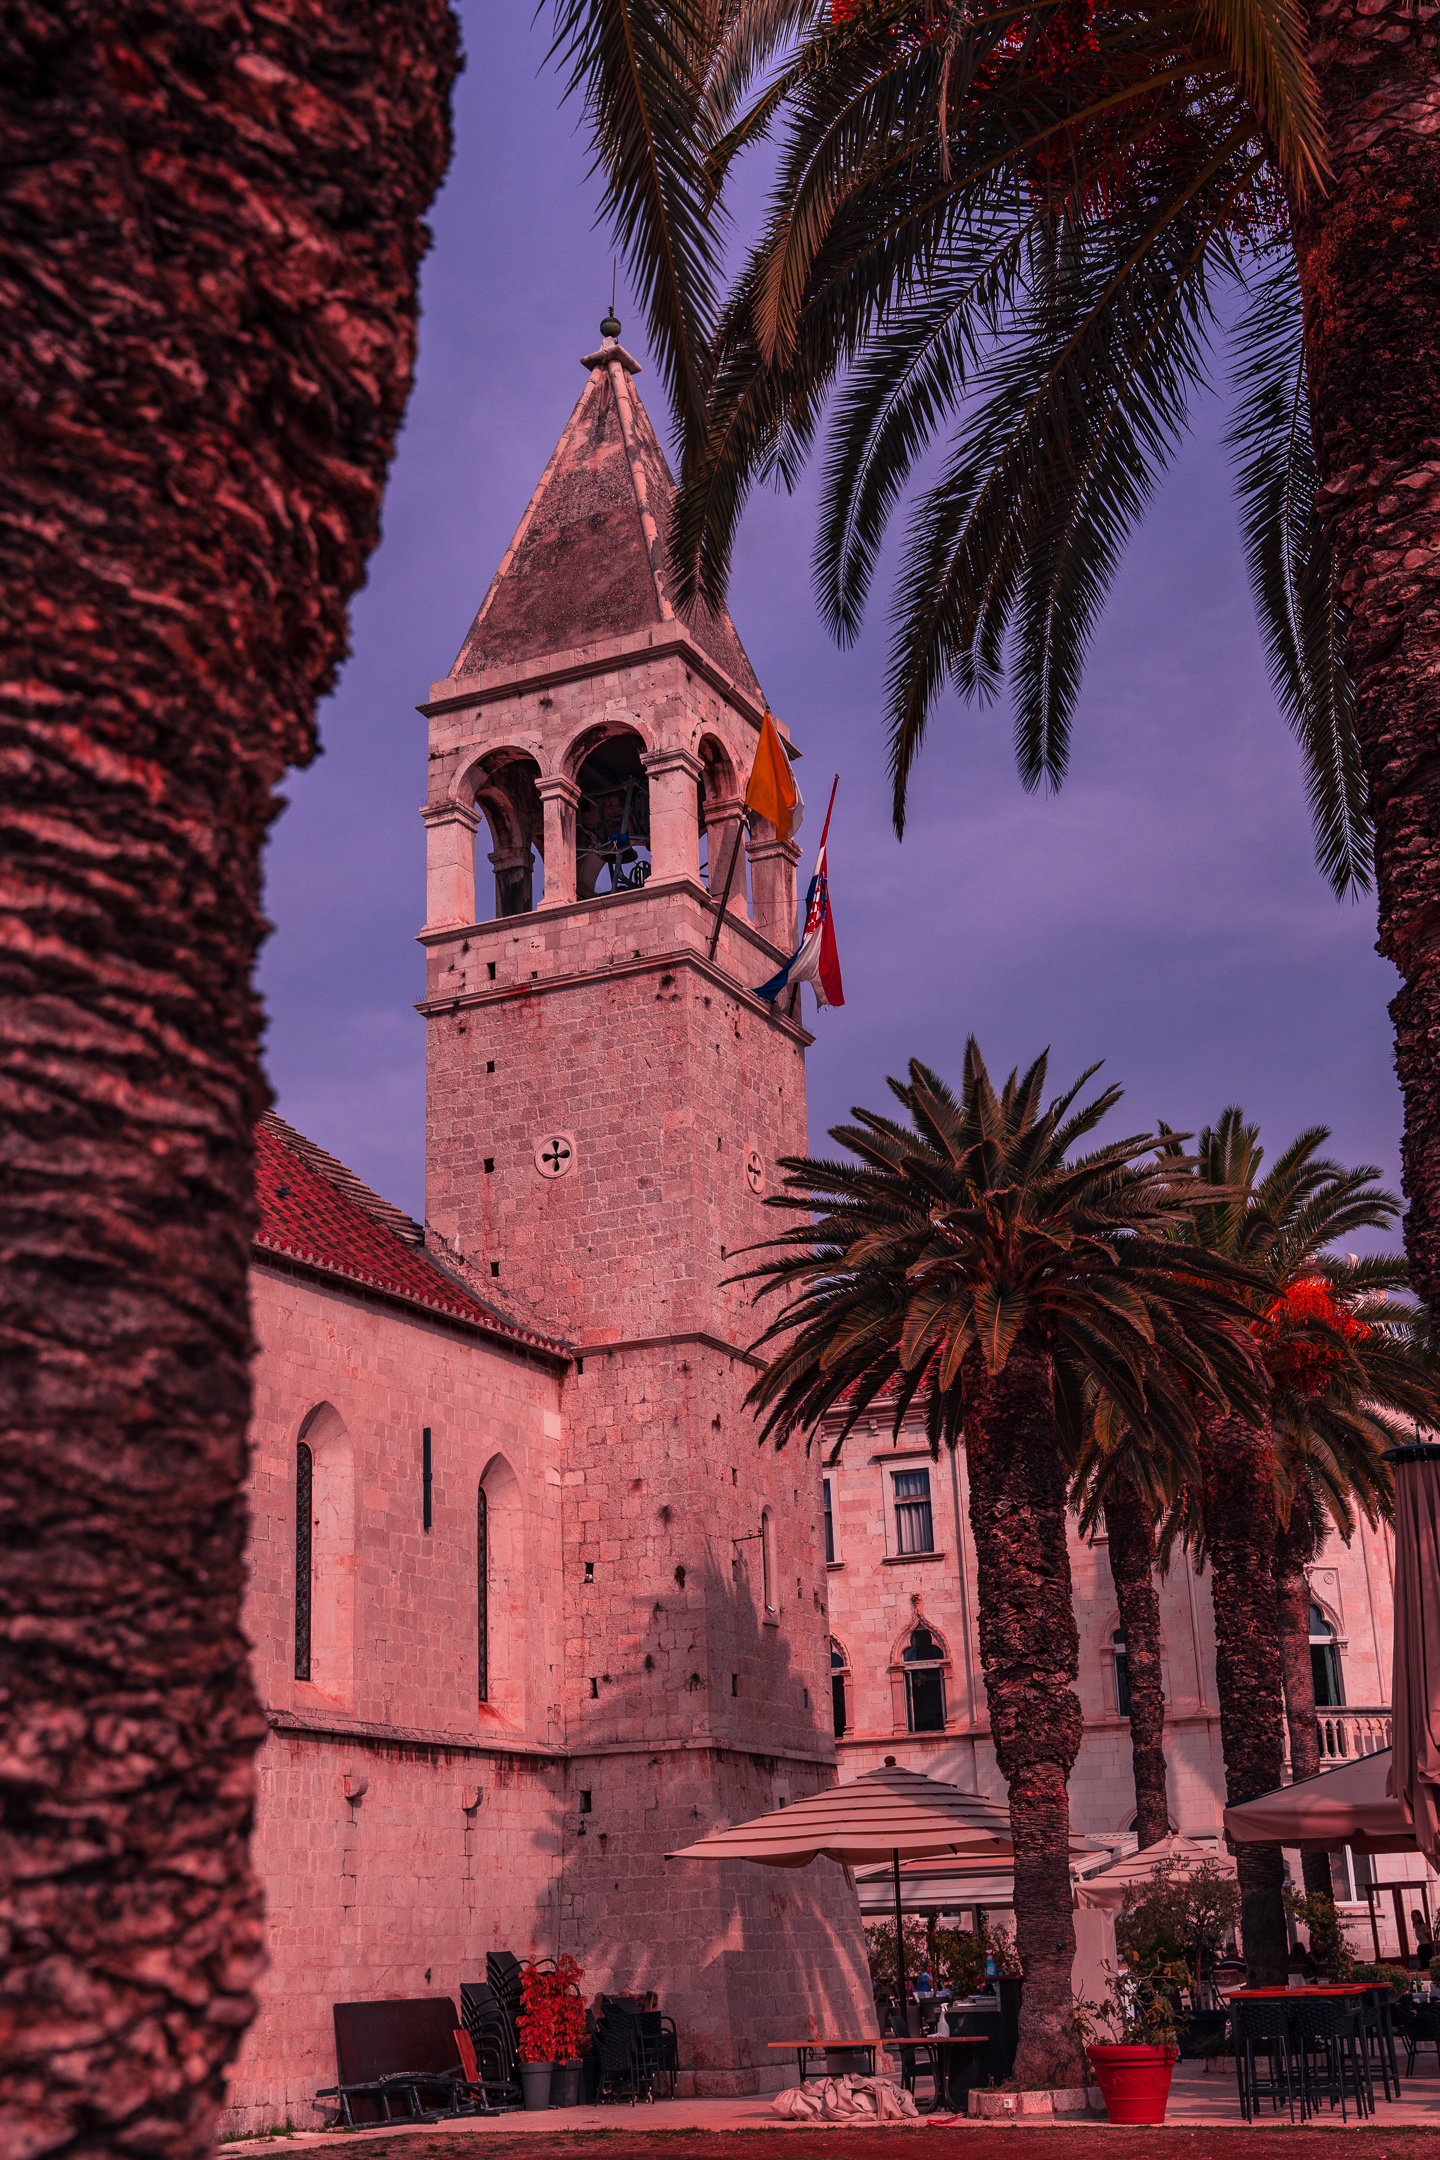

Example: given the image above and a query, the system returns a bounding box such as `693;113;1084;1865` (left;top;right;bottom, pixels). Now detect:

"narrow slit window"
1113;1631;1131;1719
822;1478;835;1565
893;1469;934;1555
477;1484;489;1704
295;1442;313;1682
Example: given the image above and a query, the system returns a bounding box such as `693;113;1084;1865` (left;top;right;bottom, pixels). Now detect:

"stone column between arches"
537;775;581;909
641;744;703;885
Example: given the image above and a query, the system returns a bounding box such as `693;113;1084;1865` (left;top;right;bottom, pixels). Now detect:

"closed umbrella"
1385;1440;1440;1866
1072;1833;1236;1910
667;1757;1017;2002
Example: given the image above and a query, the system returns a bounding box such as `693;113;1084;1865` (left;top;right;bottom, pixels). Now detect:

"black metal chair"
593;2002;655;2104
460;1980;522;2106
1232;1999;1302;2123
1356;1984;1402;2101
1397;1999;1440;2076
1290;1995;1373;2122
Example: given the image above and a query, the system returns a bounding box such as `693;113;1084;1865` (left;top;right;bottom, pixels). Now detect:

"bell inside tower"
575;732;652;898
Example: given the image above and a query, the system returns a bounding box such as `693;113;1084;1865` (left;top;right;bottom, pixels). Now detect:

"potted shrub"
549;1956;588;2109
517;1961;558;2110
1075;1964;1185;2125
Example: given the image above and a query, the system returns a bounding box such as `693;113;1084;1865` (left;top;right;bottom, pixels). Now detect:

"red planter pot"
1085;2044;1177;2124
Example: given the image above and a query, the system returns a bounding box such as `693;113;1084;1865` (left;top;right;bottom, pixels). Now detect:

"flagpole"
706;810;745;963
786;776;839;1019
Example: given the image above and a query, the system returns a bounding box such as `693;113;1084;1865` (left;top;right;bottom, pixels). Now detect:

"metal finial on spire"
601;260;621;340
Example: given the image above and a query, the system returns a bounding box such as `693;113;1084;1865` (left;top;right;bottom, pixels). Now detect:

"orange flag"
744;711;804;845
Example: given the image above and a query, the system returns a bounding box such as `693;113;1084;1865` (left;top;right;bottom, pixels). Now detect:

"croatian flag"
757;780;845;1012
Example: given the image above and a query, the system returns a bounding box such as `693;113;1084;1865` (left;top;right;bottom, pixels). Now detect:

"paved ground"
220;2061;1440;2150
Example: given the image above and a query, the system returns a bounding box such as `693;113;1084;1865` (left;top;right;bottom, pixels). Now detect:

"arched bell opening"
573;729;652;898
697;734;748;914
470;751;544;920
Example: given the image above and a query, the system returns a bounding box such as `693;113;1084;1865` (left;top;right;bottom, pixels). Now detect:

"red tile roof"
253;1117;570;1358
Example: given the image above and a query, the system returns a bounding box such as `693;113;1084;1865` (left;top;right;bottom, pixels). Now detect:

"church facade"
221;326;1420;2136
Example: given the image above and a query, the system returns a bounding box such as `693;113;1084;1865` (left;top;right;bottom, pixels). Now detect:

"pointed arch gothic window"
295;1442;313;1682
1309;1603;1344;1708
903;1624;947;1733
477;1484;489;1704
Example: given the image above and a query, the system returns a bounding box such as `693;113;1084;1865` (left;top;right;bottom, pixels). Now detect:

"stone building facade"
222;325;1427;2136
821;1401;1427;1950
222;329;874;2136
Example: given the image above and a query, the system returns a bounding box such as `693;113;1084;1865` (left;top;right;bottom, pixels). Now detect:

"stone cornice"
265;1709;565;1762
419;625;780;737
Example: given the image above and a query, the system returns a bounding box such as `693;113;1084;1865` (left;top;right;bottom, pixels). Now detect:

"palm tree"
1154;1110;1430;1979
738;1041;1263;2084
1071;1409;1182;1849
555;2;1440;1349
1;10;459;2149
1266;1264;1431;1893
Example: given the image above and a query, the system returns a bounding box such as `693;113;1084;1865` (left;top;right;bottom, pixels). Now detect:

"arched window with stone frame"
477;1482;489;1705
760;1506;777;1615
293;1402;355;1711
891;1618;950;1735
1309;1600;1345;1709
477;1453;525;1724
830;1636;852;1739
294;1440;313;1682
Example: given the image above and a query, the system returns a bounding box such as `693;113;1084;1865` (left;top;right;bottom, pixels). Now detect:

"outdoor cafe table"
882;2035;992;2113
769;2040;878;2084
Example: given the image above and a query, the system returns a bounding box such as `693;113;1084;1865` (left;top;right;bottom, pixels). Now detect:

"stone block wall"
224;1264;569;2133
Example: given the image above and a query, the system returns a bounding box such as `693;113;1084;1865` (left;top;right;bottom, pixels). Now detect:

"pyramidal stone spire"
450;317;763;700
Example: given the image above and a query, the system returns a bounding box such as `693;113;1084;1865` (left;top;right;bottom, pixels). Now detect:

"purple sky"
258;5;1402;1251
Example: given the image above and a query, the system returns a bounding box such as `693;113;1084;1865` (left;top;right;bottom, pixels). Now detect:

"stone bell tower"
417;319;873;2087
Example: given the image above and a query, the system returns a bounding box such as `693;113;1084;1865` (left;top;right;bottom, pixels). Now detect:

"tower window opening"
576;735;652;897
487;962;496;981
584;1560;594;1583
590;1677;599;1698
1113;1631;1131;1719
823;1477;835;1564
490;1261;500;1278
579;1790;592;1813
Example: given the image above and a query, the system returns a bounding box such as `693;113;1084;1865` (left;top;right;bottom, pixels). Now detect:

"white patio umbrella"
667;1757;1018;2000
1072;1832;1236;1910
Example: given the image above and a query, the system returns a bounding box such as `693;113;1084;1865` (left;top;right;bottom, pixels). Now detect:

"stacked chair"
456;1953;531;2110
590;1994;678;2103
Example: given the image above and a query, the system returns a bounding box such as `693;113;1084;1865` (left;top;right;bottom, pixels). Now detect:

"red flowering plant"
1256;1276;1371;1398
516;1956;587;2066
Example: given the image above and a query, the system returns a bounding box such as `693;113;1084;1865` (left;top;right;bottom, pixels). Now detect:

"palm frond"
1227;252;1368;895
551;0;724;446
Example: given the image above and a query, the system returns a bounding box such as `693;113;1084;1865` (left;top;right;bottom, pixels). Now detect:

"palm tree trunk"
963;1336;1084;2088
1288;4;1440;1329
0;9;457;2153
1274;1501;1335;1898
1197;1408;1290;1984
1103;1473;1171;1848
